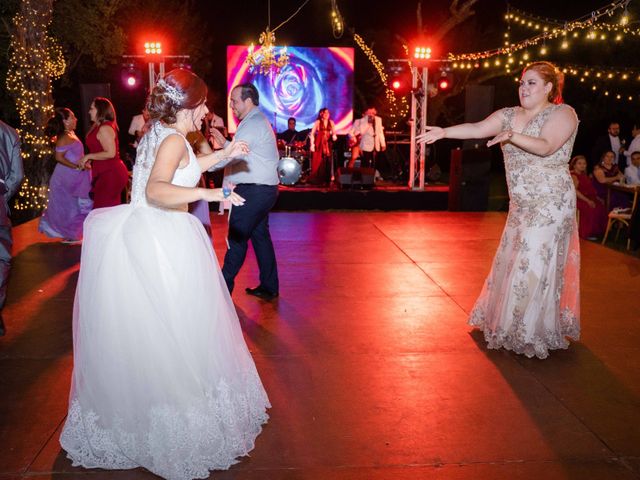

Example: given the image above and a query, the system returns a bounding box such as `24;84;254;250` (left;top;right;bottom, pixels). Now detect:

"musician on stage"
349;107;386;168
277;117;302;145
309;108;337;184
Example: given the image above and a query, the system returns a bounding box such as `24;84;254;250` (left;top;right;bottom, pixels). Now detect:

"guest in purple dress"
186;130;213;237
39;108;92;243
592;150;629;211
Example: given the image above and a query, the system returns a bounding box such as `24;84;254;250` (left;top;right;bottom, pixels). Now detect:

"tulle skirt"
60;204;270;480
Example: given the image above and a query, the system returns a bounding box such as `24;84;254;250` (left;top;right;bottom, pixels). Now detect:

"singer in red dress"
309;108;336;185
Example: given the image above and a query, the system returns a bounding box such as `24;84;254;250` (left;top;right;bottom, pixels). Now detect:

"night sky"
85;0;637;156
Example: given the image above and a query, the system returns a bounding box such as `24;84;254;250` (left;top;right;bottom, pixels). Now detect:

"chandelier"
246;27;289;75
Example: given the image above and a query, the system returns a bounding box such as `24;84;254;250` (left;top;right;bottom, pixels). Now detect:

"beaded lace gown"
469;104;580;359
60;122;270;480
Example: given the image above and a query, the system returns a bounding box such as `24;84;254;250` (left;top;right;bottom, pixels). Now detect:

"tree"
6;0;65;215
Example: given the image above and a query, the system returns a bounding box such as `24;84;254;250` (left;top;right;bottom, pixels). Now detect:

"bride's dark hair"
147;68;208;124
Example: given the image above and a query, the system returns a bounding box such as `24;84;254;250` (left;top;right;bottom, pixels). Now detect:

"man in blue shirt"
210;83;279;300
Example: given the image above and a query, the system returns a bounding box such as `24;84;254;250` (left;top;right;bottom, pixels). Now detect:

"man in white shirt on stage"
349;107;386;169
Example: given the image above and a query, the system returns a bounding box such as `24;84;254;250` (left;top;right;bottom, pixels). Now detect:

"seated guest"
624;151;640;185
593;150;628;210
570;155;607;240
277;117;301;145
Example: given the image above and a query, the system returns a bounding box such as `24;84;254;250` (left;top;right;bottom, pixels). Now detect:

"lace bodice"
500;105;578;211
130;122;202;206
501;105;577;170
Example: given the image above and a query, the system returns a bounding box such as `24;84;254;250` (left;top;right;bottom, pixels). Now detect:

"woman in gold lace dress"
418;61;580;359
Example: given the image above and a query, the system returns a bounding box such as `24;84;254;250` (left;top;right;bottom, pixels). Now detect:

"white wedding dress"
60;122;270;480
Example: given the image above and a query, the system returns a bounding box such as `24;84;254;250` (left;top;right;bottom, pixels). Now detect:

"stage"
1;212;639;479
274;183;449;211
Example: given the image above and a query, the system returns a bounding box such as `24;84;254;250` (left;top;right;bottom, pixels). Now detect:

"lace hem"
60;373;270;480
469;306;580;360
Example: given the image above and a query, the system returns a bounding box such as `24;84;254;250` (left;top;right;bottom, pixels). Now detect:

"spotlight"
437;71;452;92
121;63;142;89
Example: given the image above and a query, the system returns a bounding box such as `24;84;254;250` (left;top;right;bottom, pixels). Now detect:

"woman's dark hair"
523;61;565;105
45;107;73;140
93;97;117;128
316;108;329;121
600;150;615;162
147;68;208;124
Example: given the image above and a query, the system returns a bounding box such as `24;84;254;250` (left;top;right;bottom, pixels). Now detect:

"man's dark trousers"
222;184;279;295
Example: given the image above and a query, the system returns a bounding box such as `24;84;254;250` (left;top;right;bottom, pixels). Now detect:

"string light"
353;33;409;128
6;0;65;213
449;0;628;61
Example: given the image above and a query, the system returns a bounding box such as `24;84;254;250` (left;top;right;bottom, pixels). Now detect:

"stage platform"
1;212;640;479
274;183;449;211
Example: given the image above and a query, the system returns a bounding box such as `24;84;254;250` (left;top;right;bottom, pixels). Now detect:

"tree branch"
433;0;478;41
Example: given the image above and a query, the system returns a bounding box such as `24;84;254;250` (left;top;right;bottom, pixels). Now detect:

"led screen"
227;45;354;135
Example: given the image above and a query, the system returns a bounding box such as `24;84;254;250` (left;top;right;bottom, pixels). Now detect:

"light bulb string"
450;0;628;61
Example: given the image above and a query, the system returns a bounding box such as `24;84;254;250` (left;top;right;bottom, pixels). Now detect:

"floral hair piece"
156;78;185;104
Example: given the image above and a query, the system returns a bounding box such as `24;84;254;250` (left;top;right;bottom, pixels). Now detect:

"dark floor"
1;212;639;479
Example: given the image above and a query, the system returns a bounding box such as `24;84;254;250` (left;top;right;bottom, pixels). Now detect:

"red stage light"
438;78;449;90
409;39;437;67
126;76;137;87
392;79;402;90
144;41;163;55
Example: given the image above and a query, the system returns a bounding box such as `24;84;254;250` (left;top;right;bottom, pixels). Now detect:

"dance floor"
1;212;639;480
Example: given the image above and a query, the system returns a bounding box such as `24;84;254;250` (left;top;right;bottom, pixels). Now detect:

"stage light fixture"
121;63;142;89
409;40;437;67
437;71;452;93
144;41;162;55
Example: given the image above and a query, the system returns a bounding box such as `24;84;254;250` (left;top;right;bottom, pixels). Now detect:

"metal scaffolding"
408;66;428;191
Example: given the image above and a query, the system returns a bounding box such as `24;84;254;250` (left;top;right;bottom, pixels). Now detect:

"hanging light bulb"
620;0;630;25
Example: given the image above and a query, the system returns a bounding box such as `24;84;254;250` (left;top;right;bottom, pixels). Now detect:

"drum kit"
277;139;308;185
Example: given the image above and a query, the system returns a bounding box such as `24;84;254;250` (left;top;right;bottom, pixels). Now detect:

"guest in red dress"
79;97;129;208
309;108;337;185
570;155;607;240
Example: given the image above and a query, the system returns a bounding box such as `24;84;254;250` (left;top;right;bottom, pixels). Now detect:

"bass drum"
277;156;302;185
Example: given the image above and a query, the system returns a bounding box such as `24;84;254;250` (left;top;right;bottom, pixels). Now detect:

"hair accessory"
156;78;185;104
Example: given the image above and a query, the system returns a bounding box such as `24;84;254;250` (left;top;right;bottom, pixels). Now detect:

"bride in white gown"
60;69;270;480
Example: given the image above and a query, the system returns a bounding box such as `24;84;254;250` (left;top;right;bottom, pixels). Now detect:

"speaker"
462;85;495;150
337;167;375;189
448;148;491;211
80;83;111;134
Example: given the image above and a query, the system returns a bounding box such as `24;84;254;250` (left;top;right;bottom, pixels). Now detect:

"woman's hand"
78;155;92;170
209;127;227;148
416;126;446;144
587;199;596;208
201;188;245;206
487;130;512;147
223;140;250;159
